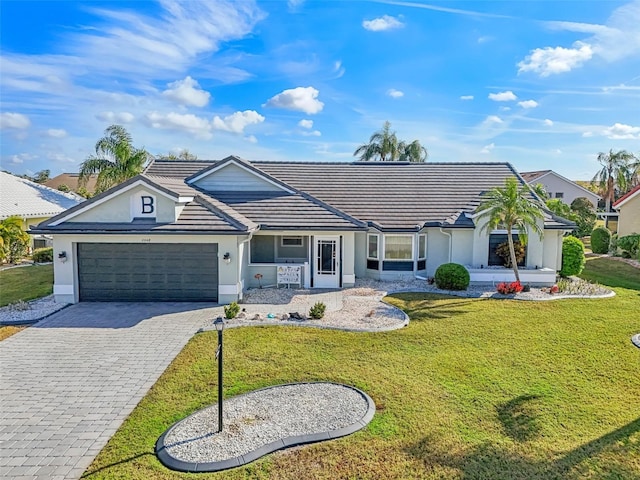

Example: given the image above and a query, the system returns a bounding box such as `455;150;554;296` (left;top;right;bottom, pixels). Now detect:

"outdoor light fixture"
213;317;225;433
58;251;67;262
223;252;231;264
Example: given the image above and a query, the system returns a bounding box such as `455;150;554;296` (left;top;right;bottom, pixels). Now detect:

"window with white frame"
367;234;379;259
384;235;413;260
281;236;303;247
418;234;426;259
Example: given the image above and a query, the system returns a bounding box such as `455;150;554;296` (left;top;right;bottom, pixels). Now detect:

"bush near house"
560;236;586;277
309;302;326;319
496;281;523;294
434;263;470;290
223;301;240;320
617;234;640;259
495;240;526;267
32;247;53;263
590;227;611;254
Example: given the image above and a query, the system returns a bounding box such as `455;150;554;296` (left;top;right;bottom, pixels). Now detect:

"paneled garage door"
78;243;218;302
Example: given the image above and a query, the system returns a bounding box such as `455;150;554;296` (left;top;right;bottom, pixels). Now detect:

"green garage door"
78;243;218;302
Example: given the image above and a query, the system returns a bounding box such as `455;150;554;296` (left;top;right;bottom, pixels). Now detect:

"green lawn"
0;264;53;306
84;259;640;480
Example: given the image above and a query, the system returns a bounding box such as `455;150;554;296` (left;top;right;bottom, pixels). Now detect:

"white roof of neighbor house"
0;171;82;220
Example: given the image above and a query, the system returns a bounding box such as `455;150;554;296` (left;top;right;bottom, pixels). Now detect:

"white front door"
314;236;340;288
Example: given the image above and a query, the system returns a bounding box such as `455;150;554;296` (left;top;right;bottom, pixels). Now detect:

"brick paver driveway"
0;303;217;480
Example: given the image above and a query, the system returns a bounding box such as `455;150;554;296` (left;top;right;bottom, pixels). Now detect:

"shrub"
32;247;53;263
309;302;326;319
590;227;611;254
496;281;523;294
495;241;526;267
223;301;240;319
560;236;585;277
617;234;640;259
434;263;470;290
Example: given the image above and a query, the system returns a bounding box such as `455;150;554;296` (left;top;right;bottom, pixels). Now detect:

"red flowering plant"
496;281;523;294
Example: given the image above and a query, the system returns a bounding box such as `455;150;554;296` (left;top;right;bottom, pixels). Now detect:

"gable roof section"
185;156;296;194
45;173;98;193
613;184;640;209
144;160;215;177
520;170;600;200
0;171;81;219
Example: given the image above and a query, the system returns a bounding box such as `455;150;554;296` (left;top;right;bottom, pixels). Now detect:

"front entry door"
314;236;340;288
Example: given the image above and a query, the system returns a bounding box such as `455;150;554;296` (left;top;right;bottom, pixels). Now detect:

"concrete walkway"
0;303;214;480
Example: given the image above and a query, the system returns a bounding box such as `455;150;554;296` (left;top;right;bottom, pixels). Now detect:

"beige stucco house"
613;185;640;237
32;157;573;304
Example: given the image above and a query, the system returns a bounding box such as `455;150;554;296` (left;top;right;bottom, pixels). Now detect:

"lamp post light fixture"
214;316;225;433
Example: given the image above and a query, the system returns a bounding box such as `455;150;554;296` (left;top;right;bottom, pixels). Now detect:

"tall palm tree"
476;177;544;283
79;125;151;193
592;149;636;212
0;216;30;263
353;121;400;162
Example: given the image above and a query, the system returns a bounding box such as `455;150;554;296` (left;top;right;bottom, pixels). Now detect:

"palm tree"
0;216;30;263
592;149;636;212
398;139;428;162
353;121;428;162
79;125;150;193
476;177;544;283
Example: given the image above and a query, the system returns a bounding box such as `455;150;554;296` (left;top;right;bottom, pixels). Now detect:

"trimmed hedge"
617;234;640;259
560;236;585;277
32;247;53;263
434;263;470;291
590;227;611;254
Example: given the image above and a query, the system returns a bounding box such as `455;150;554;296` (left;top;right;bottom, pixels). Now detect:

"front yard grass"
84;259;640;479
0;264;53;306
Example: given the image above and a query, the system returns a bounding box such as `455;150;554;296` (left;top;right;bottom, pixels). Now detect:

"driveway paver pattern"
0;303;215;480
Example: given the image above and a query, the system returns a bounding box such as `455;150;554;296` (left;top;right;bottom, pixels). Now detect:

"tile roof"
45;173;98;193
144;160;215;177
520;170;552;183
1;171;81;220
613;184;640;208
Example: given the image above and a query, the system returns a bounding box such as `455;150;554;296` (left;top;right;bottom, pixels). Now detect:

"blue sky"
1;0;639;181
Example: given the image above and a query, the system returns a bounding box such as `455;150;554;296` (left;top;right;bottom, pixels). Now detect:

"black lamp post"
214;317;225;433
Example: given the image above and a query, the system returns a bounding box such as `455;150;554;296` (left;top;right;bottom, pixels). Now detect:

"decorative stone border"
155;382;376;473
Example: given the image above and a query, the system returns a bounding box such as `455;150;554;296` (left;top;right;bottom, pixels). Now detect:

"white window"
367;234;379;259
418;234;426;259
384;235;413;260
281;236;303;247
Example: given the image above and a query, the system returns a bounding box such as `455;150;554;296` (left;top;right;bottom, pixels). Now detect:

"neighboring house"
1;171;81;249
521;170;600;207
32;156;573;304
45;173;98;195
613;185;640;237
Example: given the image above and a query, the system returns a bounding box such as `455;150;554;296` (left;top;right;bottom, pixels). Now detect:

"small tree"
0;216;30;263
570;197;597;237
476;177;544;282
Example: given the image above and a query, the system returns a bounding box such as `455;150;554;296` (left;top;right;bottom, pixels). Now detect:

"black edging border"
155;382;376;473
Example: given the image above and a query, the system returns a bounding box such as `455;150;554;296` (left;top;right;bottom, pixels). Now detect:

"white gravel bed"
0;295;70;325
162;383;370;463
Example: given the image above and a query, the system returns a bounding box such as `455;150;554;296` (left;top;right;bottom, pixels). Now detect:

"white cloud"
481;143;495;154
477;35;492;44
300;130;321;137
518;41;593;77
602;122;640;139
264;86;324;114
499;106;511;112
10;153;36;164
46;128;67;138
518;100;539;109
460;95;474;100
362;15;404;32
543;119;554;126
288;0;305;9
488;91;517;101
212;110;264;133
483;115;503;125
0;112;30;129
582;131;594;138
162;76;211;107
145;111;213;139
298;119;313;129
333;60;345;78
96;111;134;123
387;88;404;98
246;135;258;143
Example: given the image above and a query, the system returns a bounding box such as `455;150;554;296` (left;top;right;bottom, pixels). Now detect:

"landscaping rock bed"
0;295;70;325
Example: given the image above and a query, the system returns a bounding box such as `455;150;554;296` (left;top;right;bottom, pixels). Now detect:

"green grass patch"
84;258;640;479
0;264;53;306
580;257;640;291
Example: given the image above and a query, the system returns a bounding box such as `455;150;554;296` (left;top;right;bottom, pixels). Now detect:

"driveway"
0;303;215;480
